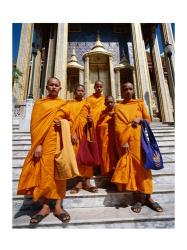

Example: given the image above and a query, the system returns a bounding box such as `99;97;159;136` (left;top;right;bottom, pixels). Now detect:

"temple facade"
13;23;175;123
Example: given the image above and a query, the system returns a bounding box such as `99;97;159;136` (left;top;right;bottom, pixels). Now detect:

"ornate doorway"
89;62;110;95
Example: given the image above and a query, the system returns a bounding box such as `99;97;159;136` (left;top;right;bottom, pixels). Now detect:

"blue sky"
12;23;175;63
12;23;22;63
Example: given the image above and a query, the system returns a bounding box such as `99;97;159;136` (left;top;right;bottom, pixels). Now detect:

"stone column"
161;23;175;71
131;23;153;117
150;34;174;122
79;69;84;85
13;24;33;104
33;49;42;99
115;69;121;100
28;28;42;100
54;23;68;99
44;25;57;96
109;56;116;100
132;69;138;98
161;23;175;107
84;56;89;96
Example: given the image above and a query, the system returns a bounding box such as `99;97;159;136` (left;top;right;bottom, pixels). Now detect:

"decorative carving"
68;42;121;66
13;105;26;119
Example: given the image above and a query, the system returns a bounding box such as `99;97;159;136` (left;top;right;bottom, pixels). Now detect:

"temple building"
13;23;175;123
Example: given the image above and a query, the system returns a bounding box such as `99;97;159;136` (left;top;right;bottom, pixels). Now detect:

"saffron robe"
111;99;153;194
65;99;93;177
17;97;72;201
71;94;105;177
86;94;105;127
97;108;118;175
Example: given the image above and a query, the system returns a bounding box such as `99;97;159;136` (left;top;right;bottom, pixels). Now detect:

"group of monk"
17;77;163;226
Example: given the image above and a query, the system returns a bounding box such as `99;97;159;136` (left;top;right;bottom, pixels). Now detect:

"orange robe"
17;97;72;202
86;94;105;127
97;108;118;175
65;99;93;178
111;99;152;194
71;94;105;177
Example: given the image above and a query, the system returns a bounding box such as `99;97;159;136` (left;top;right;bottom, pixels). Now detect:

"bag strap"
141;120;157;145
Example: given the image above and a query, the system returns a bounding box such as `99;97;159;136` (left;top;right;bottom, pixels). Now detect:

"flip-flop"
70;186;81;194
145;201;163;212
54;210;71;223
131;202;142;213
82;184;98;193
30;213;49;225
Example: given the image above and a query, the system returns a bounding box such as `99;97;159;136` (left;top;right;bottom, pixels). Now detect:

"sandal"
131;202;142;213
82;183;98;193
30;213;49;225
70;186;81;194
145;200;163;212
54;210;71;223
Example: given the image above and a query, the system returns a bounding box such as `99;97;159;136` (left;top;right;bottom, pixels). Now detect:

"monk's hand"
71;133;78;145
108;111;114;117
87;115;93;127
131;118;142;128
54;119;61;130
87;115;93;123
33;145;42;161
122;142;129;154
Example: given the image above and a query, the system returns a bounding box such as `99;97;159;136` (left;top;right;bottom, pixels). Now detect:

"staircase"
12;122;175;228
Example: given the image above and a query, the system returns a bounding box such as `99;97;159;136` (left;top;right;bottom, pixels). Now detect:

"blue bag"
141;120;164;170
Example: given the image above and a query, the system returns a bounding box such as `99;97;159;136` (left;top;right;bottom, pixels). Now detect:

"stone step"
12;130;175;138
12;140;175;150
12;126;175;133
13;188;174;213
150;125;174;128
12;146;175;158
12;137;175;146
12;133;175;141
12;162;175;180
155;137;174;142
13;128;19;132
157;141;175;147
12;139;31;145
12;153;175;167
12;175;175;197
12;202;174;229
12;125;19;130
13;129;175;137
154;125;174;130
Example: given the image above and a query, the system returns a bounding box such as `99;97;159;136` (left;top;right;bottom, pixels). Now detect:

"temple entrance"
89;63;110;95
67;68;79;99
83;35;114;97
120;68;133;98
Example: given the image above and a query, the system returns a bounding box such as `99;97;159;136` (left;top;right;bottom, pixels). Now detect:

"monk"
111;82;163;213
86;80;106;128
17;77;74;225
65;85;95;193
97;95;118;176
71;80;105;192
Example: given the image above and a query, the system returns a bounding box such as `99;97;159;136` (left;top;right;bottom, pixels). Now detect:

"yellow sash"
55;119;80;180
